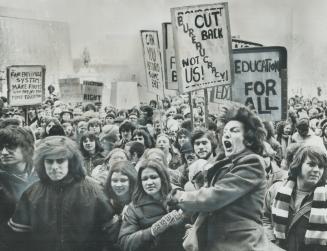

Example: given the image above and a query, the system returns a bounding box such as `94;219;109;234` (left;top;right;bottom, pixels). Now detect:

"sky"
0;0;326;98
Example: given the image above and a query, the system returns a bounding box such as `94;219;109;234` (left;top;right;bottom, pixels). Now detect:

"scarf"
272;180;327;245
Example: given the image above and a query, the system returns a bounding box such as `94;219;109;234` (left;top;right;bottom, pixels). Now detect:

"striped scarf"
271;180;327;245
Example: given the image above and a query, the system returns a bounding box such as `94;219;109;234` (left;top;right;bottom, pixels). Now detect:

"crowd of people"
0;91;327;251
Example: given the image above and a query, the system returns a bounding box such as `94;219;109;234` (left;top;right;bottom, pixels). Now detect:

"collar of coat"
206;148;255;182
134;194;166;208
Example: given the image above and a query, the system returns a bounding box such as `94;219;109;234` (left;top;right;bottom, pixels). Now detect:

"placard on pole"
230;46;288;121
140;30;165;97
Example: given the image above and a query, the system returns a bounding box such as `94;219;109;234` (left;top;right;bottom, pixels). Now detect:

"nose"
312;165;320;172
1;147;9;155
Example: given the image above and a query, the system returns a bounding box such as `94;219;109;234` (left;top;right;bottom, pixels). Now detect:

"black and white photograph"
0;0;327;250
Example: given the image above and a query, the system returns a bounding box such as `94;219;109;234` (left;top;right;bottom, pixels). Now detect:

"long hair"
132;159;171;204
79;131;103;157
288;145;327;186
105;160;137;202
0;125;35;173
34;136;86;182
104;148;129;167
174;128;191;150
219;105;266;155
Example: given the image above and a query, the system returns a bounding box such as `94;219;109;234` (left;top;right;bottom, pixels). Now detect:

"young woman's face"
299;156;324;189
283;124;292;135
44;158;69;181
88;124;101;134
83;137;96;152
156;135;170;152
141;167;162;198
222;120;246;157
111;171;130;197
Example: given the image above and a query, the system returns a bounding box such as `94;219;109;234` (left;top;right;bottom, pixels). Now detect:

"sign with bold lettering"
231;47;287;121
82;81;104;103
171;2;233;93
140;30;165;96
162;23;178;90
7;65;45;106
59;78;83;104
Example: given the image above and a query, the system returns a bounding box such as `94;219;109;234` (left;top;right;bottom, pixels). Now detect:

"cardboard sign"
162;23;178;90
82;81;104;103
59;78;82;104
231;47;287;121
140;30;165;96
171;2;233;93
7;65;45;106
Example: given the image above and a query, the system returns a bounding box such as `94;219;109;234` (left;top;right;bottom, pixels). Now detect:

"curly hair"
288;145;327;185
34;136;85;182
132;159;171;204
219;105;266;155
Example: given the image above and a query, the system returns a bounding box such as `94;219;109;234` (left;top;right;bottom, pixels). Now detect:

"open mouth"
224;140;232;150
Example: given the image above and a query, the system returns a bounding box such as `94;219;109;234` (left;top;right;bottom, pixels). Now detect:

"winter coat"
265;160;288;189
263;181;325;251
0;168;37;227
119;194;185;251
176;149;282;251
6;176;114;251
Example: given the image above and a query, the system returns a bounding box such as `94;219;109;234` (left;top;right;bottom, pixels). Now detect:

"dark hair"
132;128;153;148
34;136;85;182
133;159;171;204
47;124;66;137
191;129;217;156
288;145;327;185
174;128;191;150
181;119;192;132
262;121;275;140
105;160;137;201
0;125;35;173
79;131;103;157
119;121;136;135
129;141;145;159
220;105;266;155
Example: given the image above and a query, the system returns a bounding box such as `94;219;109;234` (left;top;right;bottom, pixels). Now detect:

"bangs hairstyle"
79;131;103;157
34;136;86;182
132;159;171;204
105;160;137;200
288;145;327;185
219;105;266;155
0;125;35;173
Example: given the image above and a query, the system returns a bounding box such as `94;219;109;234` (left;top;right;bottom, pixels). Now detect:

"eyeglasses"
0;144;18;153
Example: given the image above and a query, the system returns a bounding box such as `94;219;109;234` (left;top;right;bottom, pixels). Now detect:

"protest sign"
140;30;165;96
82;80;104;104
162;23;178;90
231;47;287;121
171;2;233;93
59;78;83;104
7;65;45;106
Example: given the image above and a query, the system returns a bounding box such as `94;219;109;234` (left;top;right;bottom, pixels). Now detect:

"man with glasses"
0;125;37;234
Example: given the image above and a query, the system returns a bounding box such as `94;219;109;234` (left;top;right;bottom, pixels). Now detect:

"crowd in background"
0;88;327;251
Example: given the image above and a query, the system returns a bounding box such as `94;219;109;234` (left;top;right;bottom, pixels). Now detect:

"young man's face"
193;136;212;160
0;145;25;167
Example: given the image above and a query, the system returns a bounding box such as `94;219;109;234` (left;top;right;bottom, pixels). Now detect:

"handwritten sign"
7;65;45;106
140;30;165;96
231;47;287;121
82;81;104;103
59;78;82;104
171;2;233;93
162;23;178;90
